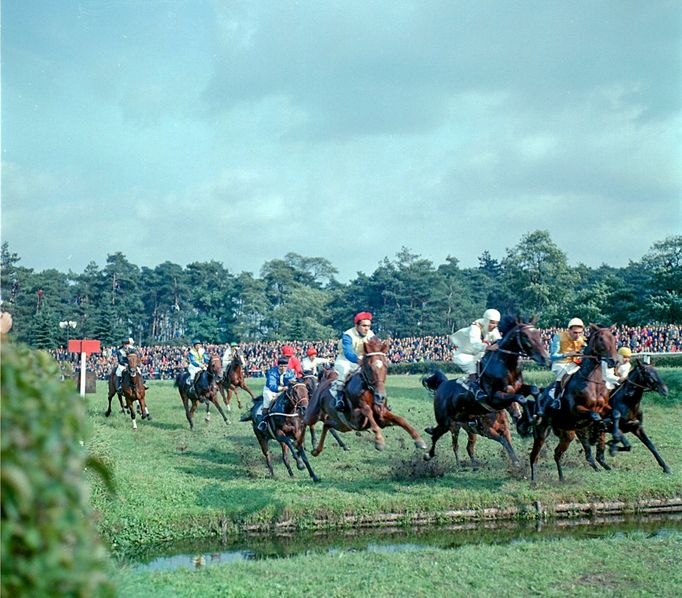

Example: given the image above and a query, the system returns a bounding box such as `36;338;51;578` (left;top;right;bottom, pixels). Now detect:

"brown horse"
105;368;127;416
244;382;320;482
106;353;150;430
529;324;618;481
217;353;255;410
298;337;426;456
422;316;549;469
174;355;228;430
302;370;349;452
576;359;671;473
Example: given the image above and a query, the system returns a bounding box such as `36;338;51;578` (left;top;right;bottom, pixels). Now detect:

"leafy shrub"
1;341;114;597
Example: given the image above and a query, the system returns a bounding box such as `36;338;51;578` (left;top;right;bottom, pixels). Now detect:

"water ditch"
125;512;682;572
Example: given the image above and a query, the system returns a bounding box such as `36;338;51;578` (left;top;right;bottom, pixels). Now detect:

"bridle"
360;351;388;393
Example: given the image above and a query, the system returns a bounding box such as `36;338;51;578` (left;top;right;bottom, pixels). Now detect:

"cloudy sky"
2;0;680;280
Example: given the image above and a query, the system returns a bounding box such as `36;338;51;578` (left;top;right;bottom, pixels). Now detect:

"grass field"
86;370;682;556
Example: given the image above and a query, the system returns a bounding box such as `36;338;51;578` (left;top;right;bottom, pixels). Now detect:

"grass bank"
87;371;682;554
117;531;682;597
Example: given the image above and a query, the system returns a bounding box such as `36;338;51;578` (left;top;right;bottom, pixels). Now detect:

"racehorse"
422;316;549;468
576;359;671;473
105;368;128;416
174;355;227;430
244;382;320;482
217;353;255;410
105;353;150;430
298;337;426;455
529;324;618;481
302;369;349;452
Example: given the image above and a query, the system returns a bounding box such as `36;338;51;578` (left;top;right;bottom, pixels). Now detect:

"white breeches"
334;358;359;381
116;364;126;377
262;388;279;410
452;351;482;375
552;361;580;381
188;364;203;379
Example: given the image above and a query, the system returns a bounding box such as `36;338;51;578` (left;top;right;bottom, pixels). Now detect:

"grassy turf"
116;531;682;597
87;370;682;554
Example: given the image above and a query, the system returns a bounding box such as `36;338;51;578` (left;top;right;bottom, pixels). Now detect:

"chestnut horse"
576;359;670;473
217;353;255;410
529;324;618;481
298;337;426;456
244;382;320;482
105;353;150;430
422;316;548;469
174;355;227;430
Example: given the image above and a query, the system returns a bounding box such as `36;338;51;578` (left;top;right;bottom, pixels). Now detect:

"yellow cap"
618;347;632;358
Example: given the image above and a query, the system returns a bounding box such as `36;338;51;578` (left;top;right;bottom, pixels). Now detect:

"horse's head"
587;324;618;367
208;355;222;378
126;353;139;375
361;337;390;405
286;381;309;413
303;373;318;396
498;315;549;366
632;360;669;397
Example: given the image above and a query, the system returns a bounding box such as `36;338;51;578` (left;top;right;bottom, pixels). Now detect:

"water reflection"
128;512;682;572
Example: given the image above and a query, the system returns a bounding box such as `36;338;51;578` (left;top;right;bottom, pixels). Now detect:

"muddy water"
126;513;682;572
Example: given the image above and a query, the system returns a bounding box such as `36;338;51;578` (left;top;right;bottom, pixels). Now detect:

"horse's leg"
482;424;520;468
105;388;114;417
139;396;151;421
451;423;462;467
576;429;600;471
218;383;228;407
607;410;631;457
529;425;551;482
257;435;275;477
311;424;330;457
181;395;194;430
632;425;671;474
464;428;480;469
554;430;575;481
240;381;255;404
424;423;449;462
278;440;295;477
205;402;211;422
378;410;427;450
279;432;320;483
329;428;349;451
309;424;317;451
126;397;137;430
118;391;127;413
595;430;611;470
224;387;233;411
210;396;230;426
188;400;199;430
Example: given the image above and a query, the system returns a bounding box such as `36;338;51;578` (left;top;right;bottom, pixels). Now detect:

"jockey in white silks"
115;337;136;389
301;346;330;375
450;309;502;377
331;311;376;409
603;346;633;391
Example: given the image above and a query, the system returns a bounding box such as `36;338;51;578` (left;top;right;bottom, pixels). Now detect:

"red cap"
354;311;373;325
281;345;294;357
306;347;317;356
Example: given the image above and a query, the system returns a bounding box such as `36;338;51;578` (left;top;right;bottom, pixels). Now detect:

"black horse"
577;359;670;473
174;355;229;430
422;316;549;468
243;382;320;482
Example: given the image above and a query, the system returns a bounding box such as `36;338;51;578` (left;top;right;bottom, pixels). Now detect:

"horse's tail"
421;369;448;392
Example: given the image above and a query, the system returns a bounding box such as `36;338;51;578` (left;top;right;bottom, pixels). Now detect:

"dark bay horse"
529;324;618;481
577;359;671;473
422;316;549;469
298;337;426;455
217;354;255;410
303;370;349;452
175;355;228;430
105;353;150;430
243;382;320;482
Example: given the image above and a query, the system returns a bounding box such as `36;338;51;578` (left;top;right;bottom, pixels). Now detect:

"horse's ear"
589;323;599;334
610;325;617;334
381;340;389;354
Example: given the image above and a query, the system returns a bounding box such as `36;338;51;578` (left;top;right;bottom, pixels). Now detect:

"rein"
360;351;388;392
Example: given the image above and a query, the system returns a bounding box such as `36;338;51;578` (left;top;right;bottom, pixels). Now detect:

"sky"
2;0;681;281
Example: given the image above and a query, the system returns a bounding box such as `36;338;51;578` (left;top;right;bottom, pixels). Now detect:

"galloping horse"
174;355;227;430
529;324;618;481
105;353;150;429
105;368;127;416
217;354;255;410
244;382;320;482
302;368;349;452
422;316;548;468
298;337;426;455
577;359;670;473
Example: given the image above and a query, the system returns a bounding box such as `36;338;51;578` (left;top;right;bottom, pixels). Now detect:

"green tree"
640;235;682;323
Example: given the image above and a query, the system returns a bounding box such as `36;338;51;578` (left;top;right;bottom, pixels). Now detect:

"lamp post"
59;320;77;348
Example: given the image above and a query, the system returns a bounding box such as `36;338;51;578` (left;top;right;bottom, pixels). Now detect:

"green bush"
1;341;114;597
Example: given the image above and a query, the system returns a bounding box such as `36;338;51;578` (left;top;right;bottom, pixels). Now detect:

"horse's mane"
497;315;517;337
364;336;384;352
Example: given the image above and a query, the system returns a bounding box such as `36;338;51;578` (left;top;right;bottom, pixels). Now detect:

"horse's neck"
481;351;516;385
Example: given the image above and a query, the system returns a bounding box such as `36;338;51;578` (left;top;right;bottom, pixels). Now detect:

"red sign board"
68;339;101;354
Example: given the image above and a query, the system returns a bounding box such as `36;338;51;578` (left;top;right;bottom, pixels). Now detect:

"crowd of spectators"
49;324;681;381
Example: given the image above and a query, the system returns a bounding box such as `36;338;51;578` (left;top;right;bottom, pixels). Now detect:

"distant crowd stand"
49;324;681;381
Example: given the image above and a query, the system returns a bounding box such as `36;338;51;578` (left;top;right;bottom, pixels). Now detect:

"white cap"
128;337;135;344
567;318;584;329
483;308;501;322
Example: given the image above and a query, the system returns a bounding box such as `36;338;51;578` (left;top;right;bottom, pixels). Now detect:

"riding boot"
116;375;122;393
257;408;270;432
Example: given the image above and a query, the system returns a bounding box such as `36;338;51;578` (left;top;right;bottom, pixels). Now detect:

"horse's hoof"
374;442;385;452
424;454;432;462
424;427;434;436
664;467;672;474
296;460;305;471
311;449;320;457
226;404;231;412
415;439;427;450
104;411;111;417
146;414;152;421
313;476;321;483
355;431;362;437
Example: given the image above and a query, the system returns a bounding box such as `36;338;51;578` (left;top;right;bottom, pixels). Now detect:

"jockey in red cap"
301;345;331;375
331;312;375;409
280;345;302;377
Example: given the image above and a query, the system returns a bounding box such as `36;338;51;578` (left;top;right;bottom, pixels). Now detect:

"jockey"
281;344;303;378
115;338;135;391
536;318;586;419
603;346;633;391
187;340;209;390
331;311;375;410
258;357;296;432
450;308;501;384
222;341;243;369
301;346;330;375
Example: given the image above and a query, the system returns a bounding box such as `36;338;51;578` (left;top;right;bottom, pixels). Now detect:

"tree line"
1;231;680;349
